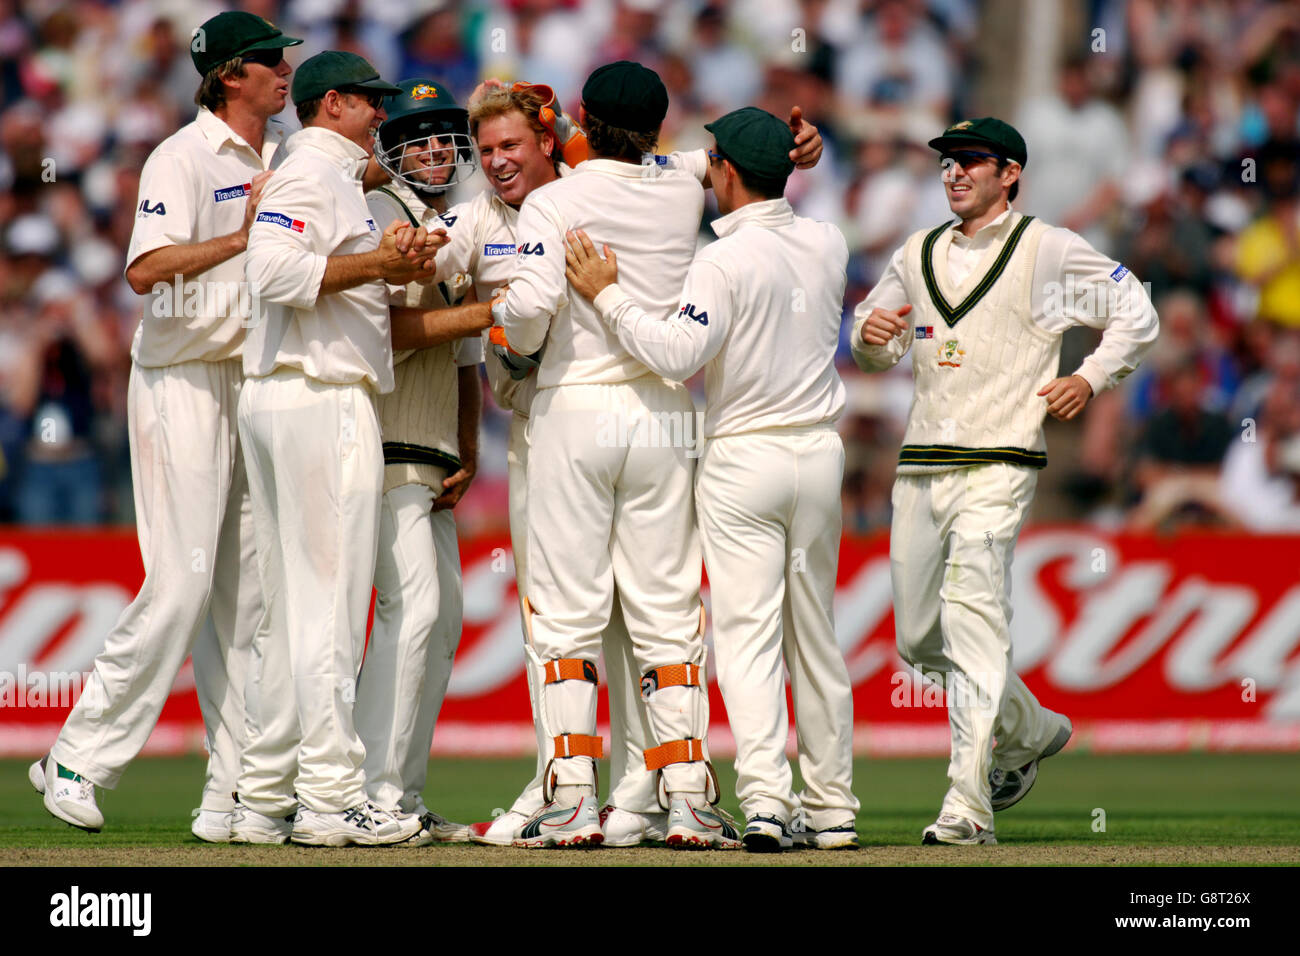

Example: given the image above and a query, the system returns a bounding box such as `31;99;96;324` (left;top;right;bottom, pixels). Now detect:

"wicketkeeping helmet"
375;79;474;195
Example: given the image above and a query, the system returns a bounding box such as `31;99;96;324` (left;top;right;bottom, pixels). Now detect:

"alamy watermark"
595;409;706;459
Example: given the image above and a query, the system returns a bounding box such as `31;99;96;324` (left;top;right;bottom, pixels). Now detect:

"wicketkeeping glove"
488;325;544;380
513;82;589;167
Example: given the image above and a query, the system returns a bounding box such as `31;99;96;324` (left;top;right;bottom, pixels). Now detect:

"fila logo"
915;326;934;339
213;183;252;202
138;199;166;216
439;213;458;228
256;211;305;233
518;242;545;256
679;303;708;326
483;242;516;257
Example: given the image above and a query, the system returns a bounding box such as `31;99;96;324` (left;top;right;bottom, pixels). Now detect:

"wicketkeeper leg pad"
527;645;601;793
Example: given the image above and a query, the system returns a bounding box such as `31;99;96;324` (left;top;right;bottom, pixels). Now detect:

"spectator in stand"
1016;54;1129;256
1128;356;1238;530
834;0;954;123
1235;139;1300;329
1220;378;1300;531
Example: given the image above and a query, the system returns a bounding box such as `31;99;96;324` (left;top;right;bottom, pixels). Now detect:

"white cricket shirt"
243;126;395;394
126;108;285;367
499;155;707;389
593;198;849;438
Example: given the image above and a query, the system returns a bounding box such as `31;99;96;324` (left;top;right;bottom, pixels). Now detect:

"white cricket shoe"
230;804;295;845
191;807;232;843
468;810;529;846
792;821;860;850
742;814;792;853
922;813;996;845
290;802;422;847
599;805;669;847
512;796;604;848
33;756;103;832
990;716;1072;812
666;799;742;850
407;810;472;846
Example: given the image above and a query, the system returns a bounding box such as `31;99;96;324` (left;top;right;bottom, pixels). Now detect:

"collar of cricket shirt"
949;206;1014;247
289;125;371;180
710;197;794;238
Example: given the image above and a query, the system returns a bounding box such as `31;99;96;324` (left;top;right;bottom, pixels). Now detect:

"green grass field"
3;754;1299;865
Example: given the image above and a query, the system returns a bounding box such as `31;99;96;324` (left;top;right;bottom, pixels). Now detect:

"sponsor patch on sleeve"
483;242;516;257
1110;264;1129;282
214;183;252;203
256;211;305;233
365;218;377;232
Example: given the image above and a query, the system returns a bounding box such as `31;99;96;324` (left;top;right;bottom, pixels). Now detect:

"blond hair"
467;84;561;172
194;57;246;111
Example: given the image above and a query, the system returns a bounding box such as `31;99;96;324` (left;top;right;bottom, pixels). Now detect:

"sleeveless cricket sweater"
371;185;462;495
898;212;1059;474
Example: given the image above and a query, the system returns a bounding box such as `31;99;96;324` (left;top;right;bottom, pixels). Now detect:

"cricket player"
427;81;674;848
430;79;825;847
29;11;301;839
564;107;859;852
496;61;743;849
851;118;1159;844
351;78;481;844
234;50;480;847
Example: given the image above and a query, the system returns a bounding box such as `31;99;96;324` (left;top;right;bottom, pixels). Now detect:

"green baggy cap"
705;106;796;180
291;50;401;105
928;117;1028;167
581;61;669;133
190;11;302;76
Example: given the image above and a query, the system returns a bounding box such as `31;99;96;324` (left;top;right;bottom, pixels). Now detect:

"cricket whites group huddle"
29;12;1159;852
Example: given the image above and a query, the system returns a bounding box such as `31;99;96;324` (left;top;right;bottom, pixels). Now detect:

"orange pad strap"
544;658;599;685
640;663;701;698
552;734;603;759
643;738;706;771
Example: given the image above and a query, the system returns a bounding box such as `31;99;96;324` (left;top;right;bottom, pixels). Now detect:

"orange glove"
513;82;589;167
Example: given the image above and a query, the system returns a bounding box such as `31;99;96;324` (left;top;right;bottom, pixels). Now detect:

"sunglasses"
940;149;1002;168
241;48;284;69
707;149;724;164
342;88;385;110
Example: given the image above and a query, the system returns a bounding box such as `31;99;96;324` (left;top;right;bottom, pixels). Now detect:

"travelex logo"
1110;264;1130;282
256;211;305;233
484;243;516;257
365;218;377;232
213;183;252;202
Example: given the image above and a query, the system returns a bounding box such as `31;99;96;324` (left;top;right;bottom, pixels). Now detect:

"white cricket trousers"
52;359;258;813
890;463;1064;829
525;379;706;794
503;412;659;816
354;481;462;814
697;426;858;829
235;371;381;814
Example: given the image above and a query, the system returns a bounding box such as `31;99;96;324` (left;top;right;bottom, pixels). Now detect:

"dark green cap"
581;61;668;133
928;117;1028;167
291;51;401;105
705;107;796;181
190;11;302;76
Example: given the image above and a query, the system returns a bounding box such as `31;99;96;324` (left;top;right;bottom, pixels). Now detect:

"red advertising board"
1;528;1298;756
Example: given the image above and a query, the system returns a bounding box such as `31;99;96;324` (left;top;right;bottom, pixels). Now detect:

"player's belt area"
897;444;1048;469
644;738;706;770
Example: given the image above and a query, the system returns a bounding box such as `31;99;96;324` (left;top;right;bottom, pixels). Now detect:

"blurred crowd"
2;0;1299;534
